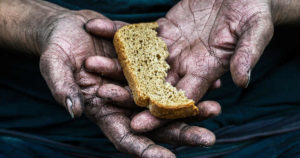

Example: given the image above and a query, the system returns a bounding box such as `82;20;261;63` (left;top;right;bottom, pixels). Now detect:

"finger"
175;39;225;102
75;69;103;87
209;79;222;90
114;20;128;30
101;39;117;58
131;110;170;133
40;53;83;118
131;101;221;133
166;52;181;86
85;56;124;80
97;84;136;108
85;102;175;158
176;74;210;102
230;18;274;88
149;122;216;147
196;101;221;120
166;69;180;86
166;37;187;62
85;18;128;38
157;18;181;46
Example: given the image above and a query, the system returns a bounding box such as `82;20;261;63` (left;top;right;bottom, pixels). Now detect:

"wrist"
0;0;68;55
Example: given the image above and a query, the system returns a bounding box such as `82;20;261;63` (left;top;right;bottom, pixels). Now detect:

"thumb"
85;18;128;38
40;52;84;118
230;18;274;88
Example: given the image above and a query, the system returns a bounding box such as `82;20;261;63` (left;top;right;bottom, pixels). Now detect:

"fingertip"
230;19;273;88
131;110;167;133
176;75;210;102
97;84;128;99
156;17;168;26
97;84;135;108
142;145;176;158
65;93;84;118
85;56;123;79
130;118;143;133
181;127;216;147
40;51;84;119
66;98;74;118
230;57;251;88
198;128;216;147
166;71;179;86
113;20;128;30
84;56;102;72
245;70;251;88
85;18;116;38
211;79;222;90
130;111;154;133
197;101;221;118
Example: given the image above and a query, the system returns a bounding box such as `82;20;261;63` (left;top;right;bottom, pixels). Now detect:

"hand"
39;10;216;157
39;10;127;117
127;0;276;132
136;0;274;131
158;0;274;99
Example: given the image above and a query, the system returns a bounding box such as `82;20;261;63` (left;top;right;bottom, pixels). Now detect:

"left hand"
38;9;179;157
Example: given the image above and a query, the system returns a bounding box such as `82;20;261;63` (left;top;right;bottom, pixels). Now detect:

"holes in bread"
156;54;161;60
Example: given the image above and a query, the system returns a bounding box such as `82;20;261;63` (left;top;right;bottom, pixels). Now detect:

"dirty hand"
159;0;275;101
129;0;276;132
37;9;178;157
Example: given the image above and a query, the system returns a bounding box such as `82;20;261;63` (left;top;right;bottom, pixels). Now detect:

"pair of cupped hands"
39;0;274;157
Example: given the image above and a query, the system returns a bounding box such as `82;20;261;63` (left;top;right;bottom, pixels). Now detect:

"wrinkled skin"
160;0;274;96
130;0;274;132
39;10;218;157
39;10;127;117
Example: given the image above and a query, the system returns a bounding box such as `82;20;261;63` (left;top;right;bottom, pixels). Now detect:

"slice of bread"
113;22;199;119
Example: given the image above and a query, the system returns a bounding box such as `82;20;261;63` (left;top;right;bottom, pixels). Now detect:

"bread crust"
113;22;199;119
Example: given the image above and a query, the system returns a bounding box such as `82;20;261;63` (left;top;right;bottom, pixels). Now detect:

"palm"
157;0;273;102
43;13;116;69
40;11;120;115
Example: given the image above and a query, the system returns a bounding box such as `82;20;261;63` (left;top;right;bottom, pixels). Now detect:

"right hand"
129;0;275;132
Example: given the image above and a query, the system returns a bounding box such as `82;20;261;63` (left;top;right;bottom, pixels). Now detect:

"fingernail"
66;98;74;119
245;70;251;88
